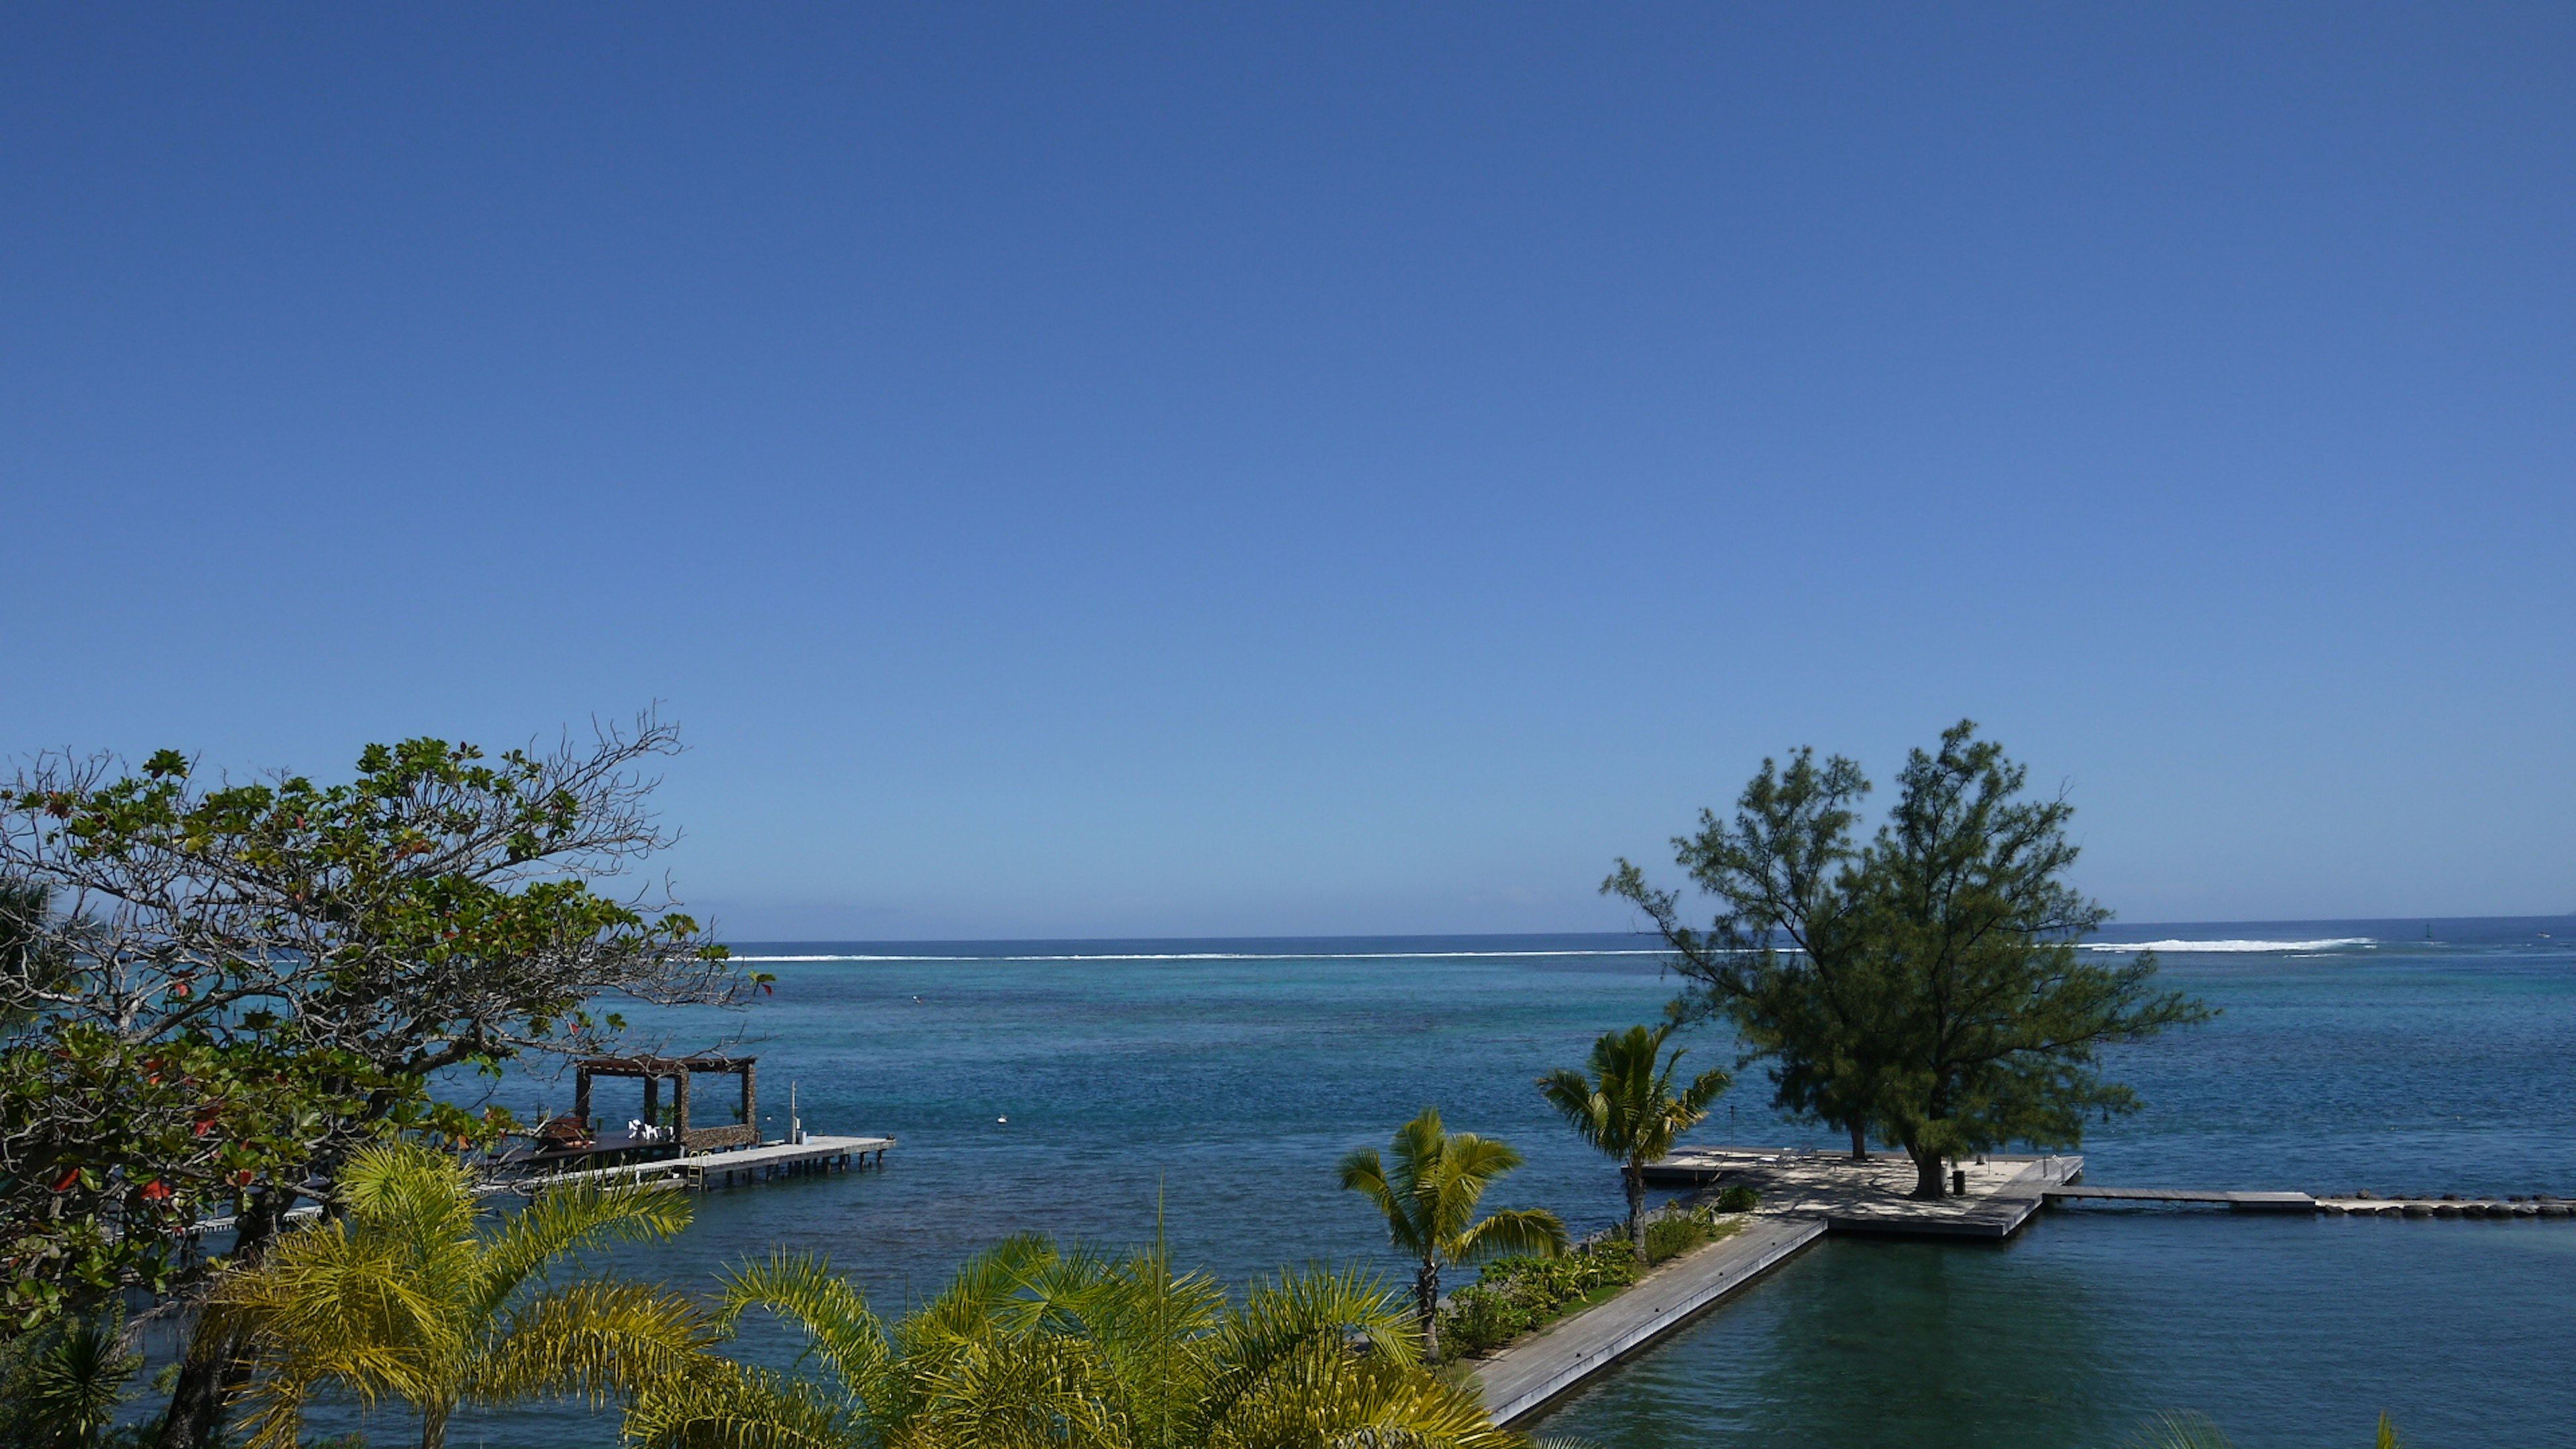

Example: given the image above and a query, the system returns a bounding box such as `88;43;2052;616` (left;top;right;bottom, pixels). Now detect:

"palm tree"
209;1142;711;1449
1336;1108;1568;1364
625;1232;1529;1449
1538;1023;1731;1265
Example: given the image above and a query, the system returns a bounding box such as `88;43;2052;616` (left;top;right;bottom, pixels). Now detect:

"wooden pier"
524;1134;894;1193
199;1135;896;1232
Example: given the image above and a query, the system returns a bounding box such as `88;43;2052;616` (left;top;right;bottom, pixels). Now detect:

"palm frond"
901;1234;1060;1354
468;1277;714;1408
712;1249;894;1409
479;1181;694;1316
1448;1208;1568;1265
1203;1338;1519;1449
624;1360;852;1449
1191;1262;1421;1438
1535;1071;1610;1150
900;1330;1118;1449
2121;1411;2235;1449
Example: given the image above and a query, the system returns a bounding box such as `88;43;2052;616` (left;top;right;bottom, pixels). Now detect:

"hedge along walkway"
1469;1215;1826;1426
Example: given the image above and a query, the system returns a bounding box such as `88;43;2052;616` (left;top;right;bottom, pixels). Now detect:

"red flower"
50;1169;78;1192
140;1179;172;1201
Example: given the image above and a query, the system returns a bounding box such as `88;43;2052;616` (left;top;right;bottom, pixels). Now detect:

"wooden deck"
524;1134;894;1192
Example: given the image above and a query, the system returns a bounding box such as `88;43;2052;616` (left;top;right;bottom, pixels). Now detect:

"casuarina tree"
1336;1108;1567;1364
1538;1024;1729;1263
1854;723;2212;1197
1610;722;2211;1201
1603;747;1890;1160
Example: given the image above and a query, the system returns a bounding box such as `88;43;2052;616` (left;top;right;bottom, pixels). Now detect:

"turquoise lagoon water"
413;918;2573;1448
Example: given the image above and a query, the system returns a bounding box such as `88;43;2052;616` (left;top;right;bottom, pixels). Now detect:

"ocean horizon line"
718;913;2569;964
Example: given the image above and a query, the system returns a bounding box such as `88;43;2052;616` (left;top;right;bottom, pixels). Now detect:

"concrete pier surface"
1646;1146;2085;1238
1475;1144;2574;1425
1472;1146;2081;1424
1471;1216;1826;1428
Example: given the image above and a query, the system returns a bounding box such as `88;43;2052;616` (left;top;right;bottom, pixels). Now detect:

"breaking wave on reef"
2083;937;2373;954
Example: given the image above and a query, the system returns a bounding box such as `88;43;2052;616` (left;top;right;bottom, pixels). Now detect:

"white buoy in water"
997;1116;1008;1124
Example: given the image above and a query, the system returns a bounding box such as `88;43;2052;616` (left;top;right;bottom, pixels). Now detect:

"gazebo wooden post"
675;1067;693;1140
741;1060;759;1144
641;1073;660;1130
573;1068;594;1132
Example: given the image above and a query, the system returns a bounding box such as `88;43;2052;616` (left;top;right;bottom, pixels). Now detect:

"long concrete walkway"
1472;1216;1826;1427
1472;1147;2084;1425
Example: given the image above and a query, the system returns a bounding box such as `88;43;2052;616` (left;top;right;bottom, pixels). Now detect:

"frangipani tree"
1539;1024;1730;1264
209;1143;710;1449
1337;1108;1568;1364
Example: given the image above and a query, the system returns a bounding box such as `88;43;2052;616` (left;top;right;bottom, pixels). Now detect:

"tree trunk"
1415;1258;1442;1365
1623;1162;1648;1266
1849;1122;1870;1161
156;1192;286;1449
1907;1142;1947;1199
420;1397;453;1449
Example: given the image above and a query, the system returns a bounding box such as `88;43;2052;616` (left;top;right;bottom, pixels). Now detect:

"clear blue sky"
4;6;2569;938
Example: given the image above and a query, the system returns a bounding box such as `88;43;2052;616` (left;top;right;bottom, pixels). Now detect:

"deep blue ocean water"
378;918;2571;1446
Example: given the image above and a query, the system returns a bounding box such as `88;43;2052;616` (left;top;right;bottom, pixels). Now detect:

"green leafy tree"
0;718;761;1449
0;1024;410;1330
207;1142;710;1449
1335;1108;1567;1364
1856;724;2212;1197
625;1233;1527;1449
1539;1024;1730;1264
1603;748;1890;1159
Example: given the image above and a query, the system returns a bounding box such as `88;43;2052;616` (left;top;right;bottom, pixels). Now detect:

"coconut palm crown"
1336;1108;1568;1364
626;1231;1527;1449
208;1142;710;1449
1538;1022;1731;1264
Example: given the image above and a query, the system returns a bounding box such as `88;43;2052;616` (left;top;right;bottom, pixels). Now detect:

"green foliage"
1609;722;2213;1199
630;1232;1529;1449
1605;747;1892;1155
0;1024;437;1328
0;1308;141;1449
1438;1243;1640;1358
0;722;757;1419
1336;1108;1566;1364
1537;1024;1729;1263
209;1142;708;1449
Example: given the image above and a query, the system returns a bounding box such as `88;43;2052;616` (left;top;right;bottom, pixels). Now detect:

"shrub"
1438;1244;1642;1355
1716;1184;1759;1213
1644;1214;1713;1262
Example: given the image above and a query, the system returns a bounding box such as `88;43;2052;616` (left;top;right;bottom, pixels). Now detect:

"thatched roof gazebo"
572;1053;759;1152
